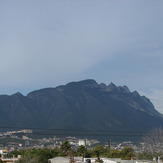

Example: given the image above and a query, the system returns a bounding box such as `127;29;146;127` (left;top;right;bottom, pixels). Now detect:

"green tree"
95;157;104;163
60;141;71;155
76;145;87;161
35;148;55;163
17;155;40;163
89;145;107;162
16;147;60;163
91;145;106;157
9;150;22;157
135;152;154;160
120;146;134;160
107;149;121;158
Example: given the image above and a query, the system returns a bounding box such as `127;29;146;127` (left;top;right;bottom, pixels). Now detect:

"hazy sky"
1;0;163;113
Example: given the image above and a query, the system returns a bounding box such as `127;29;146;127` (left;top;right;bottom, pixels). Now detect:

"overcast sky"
0;0;163;113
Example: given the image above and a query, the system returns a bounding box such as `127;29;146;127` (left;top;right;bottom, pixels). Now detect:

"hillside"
0;79;162;133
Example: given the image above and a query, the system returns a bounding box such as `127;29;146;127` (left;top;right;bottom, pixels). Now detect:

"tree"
9;150;22;157
95;157;104;163
136;152;154;160
89;145;106;162
140;128;163;154
107;149;121;158
120;146;134;160
16;148;60;163
91;145;106;157
17;155;39;163
60;141;71;155
76;145;87;161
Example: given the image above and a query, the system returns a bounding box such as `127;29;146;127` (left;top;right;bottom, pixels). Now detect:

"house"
48;157;83;163
48;157;154;163
0;157;19;163
83;158;153;163
0;155;21;163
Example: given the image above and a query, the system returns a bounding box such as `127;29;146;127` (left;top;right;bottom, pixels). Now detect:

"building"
48;157;83;163
0;157;20;163
79;139;86;146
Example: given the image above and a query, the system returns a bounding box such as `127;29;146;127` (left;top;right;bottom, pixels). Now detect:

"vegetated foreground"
1;128;163;163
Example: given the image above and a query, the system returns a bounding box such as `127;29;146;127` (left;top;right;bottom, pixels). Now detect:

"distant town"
1;128;162;163
0;129;138;151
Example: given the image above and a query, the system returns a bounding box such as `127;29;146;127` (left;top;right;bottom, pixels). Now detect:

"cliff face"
0;79;162;132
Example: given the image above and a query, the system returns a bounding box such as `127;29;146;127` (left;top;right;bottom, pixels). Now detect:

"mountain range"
0;79;162;135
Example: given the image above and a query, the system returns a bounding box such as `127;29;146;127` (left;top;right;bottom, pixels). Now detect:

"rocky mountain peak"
66;79;99;88
132;91;140;97
118;85;130;93
107;82;118;91
99;83;107;89
12;92;24;97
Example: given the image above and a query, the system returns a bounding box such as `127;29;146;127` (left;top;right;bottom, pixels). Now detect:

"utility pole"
54;136;56;146
108;139;111;148
158;155;163;163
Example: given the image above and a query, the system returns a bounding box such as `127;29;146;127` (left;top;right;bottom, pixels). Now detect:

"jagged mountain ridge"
0;79;162;131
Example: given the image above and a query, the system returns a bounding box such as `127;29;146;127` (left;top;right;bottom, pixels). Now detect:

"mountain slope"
0;79;162;132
